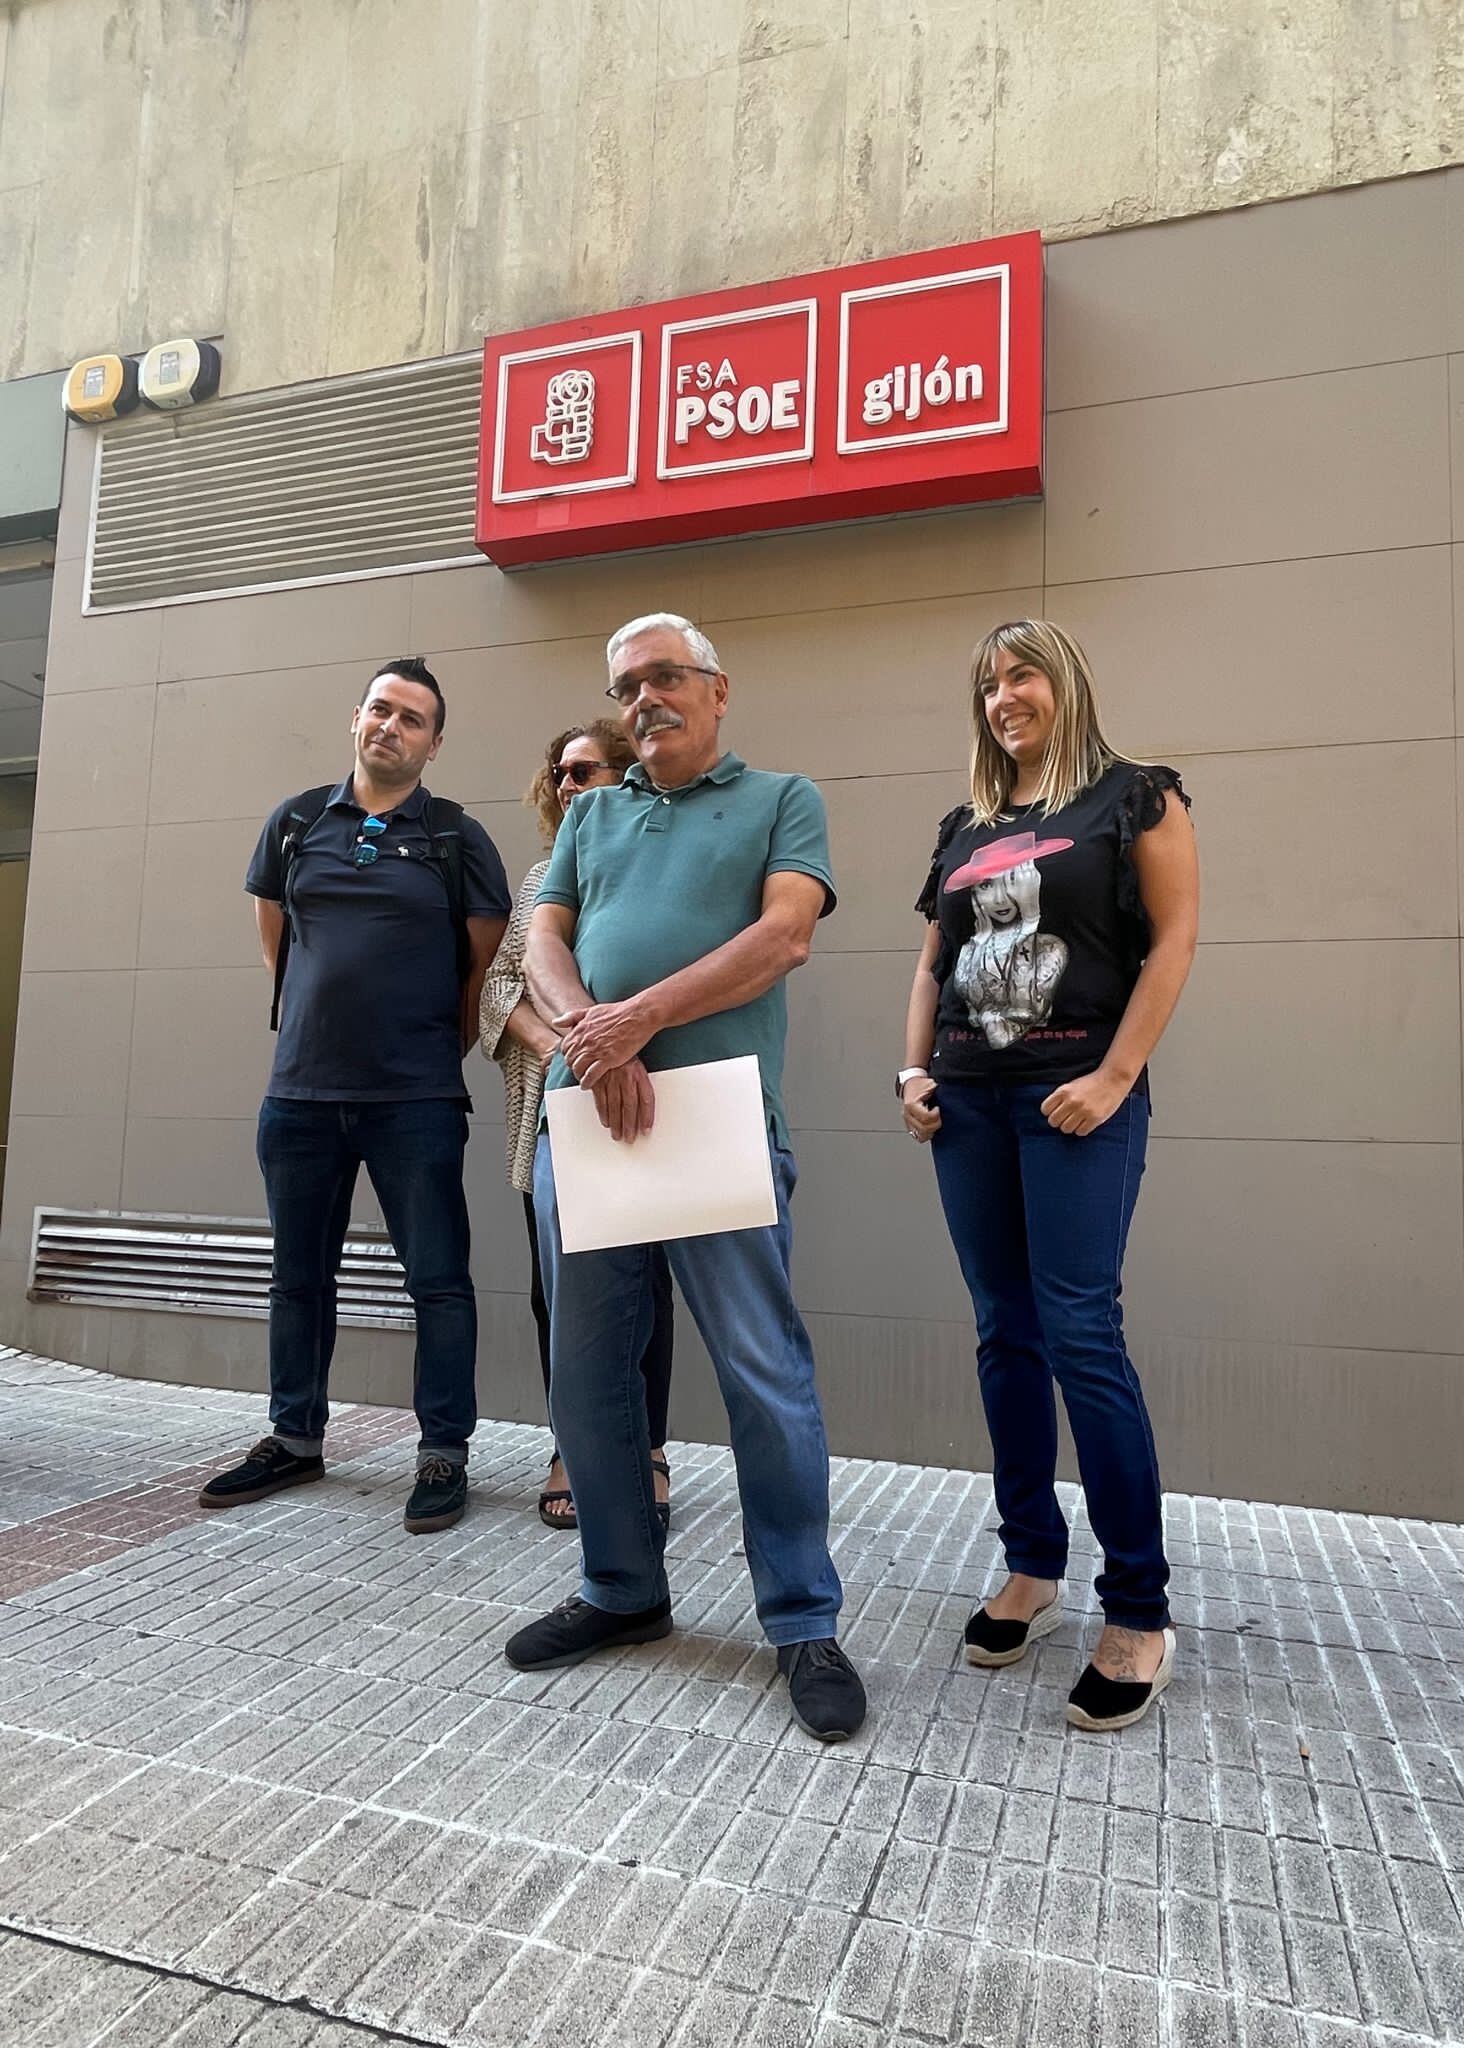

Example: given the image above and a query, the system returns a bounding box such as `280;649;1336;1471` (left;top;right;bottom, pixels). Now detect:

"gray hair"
605;612;722;676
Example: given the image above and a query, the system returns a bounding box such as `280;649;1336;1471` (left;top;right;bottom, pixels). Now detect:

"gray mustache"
636;711;684;737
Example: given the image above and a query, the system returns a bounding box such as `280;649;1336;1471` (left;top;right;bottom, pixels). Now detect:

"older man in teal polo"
507;610;866;1743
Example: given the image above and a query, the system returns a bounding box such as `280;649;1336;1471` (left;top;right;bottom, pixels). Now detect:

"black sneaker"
504;1595;673;1670
404;1457;468;1534
776;1638;867;1743
198;1438;324;1510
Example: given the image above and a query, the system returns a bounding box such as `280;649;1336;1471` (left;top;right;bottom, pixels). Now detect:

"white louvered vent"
86;354;483;611
29;1208;413;1330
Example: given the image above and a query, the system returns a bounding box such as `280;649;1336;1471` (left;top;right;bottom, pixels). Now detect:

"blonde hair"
525;719;637;846
967;619;1128;825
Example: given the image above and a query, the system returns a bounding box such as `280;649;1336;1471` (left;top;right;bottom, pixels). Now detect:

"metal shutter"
85;354;483;612
29;1209;412;1330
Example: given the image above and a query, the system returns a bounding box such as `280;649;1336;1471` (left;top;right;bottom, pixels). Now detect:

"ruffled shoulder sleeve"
1115;765;1191;923
914;804;971;920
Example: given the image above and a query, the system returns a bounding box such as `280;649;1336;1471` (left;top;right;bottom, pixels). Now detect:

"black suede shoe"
964;1587;1064;1668
776;1638;867;1743
1067;1627;1176;1731
504;1595;673;1670
198;1438;324;1510
404;1457;468;1533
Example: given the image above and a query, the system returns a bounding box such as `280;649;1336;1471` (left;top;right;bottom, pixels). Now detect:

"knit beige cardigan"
478;857;550;1194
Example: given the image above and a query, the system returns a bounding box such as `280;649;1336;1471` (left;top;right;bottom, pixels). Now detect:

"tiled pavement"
1;1349;1462;2048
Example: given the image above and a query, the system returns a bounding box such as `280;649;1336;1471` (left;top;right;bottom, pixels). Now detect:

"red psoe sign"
477;233;1042;569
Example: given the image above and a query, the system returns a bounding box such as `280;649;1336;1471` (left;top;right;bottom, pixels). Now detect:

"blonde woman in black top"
901;620;1198;1730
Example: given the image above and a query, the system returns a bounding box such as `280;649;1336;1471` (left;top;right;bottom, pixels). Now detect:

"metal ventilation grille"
29;1209;413;1330
86;354;483;611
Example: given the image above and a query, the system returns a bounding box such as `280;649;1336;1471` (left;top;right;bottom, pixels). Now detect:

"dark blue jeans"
256;1097;478;1462
930;1080;1170;1630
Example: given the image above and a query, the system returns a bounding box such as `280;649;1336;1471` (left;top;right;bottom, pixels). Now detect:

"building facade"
1;1;1462;1517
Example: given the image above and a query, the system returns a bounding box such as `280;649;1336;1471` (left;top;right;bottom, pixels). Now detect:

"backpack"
269;785;469;1031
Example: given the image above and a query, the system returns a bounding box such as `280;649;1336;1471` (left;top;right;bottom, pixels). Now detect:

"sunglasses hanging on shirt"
353;814;388;867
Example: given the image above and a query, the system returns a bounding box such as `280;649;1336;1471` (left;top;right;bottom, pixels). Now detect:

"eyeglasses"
604;663;719;707
353;814;387;866
551;759;613;788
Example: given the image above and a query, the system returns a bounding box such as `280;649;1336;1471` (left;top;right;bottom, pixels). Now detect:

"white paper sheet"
544;1054;778;1253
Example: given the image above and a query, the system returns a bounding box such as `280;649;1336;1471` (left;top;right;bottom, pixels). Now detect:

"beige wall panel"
1046;358;1451;585
1154;939;1463;1145
1452;357;1464;539
22;827;145;975
158;563;413;687
1049;548;1455;758
1155;0;1333;219
139;819;268;971
447;112;580;347
0;1113;125;1265
709;588;1040;783
342;0;479;163
720;39;847;286
0;1263;113;1375
1127;1135;1464;1356
464;799;542;903
149;664;369;826
1135;1336;1464;1522
119;1115;270;1224
840;0;997;264
421;640;649;804
31;685;154;835
790;1128;970;1324
54;422;95;565
1179;739;1458;944
801;1310;987;1472
994;0;1156;237
104;1298;354;1398
567;91;658;318
235;0;352;188
819;770;967;955
478;0;583;119
1047;176;1450;412
221;167;342;399
0;182;37;382
784;950;920;1135
328;138;460;379
462;1125;532;1296
46;557;163;695
1448;172;1464;354
641;70;743;307
1333;3;1464;188
695;501;1044;625
9;970;134;1122
128;967;273;1122
128;22;242;350
408;556;708;658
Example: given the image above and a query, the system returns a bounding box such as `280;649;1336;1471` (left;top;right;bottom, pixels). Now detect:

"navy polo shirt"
246;775;510;1102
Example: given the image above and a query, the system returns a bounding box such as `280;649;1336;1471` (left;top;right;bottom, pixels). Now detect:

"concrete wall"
4;170;1461;1519
2;0;1462;392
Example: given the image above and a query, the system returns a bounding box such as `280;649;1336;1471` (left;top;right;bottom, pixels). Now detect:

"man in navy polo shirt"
200;658;510;1533
506;612;866;1744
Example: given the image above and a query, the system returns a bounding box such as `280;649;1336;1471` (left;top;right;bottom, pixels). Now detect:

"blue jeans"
930;1080;1169;1631
257;1097;478;1462
532;1132;841;1644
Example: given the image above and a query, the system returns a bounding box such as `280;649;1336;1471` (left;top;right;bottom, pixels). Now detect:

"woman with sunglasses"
481;722;675;1530
901;620;1198;1731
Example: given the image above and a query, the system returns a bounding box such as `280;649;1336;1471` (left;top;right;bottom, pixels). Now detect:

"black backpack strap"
269;784;335;1031
423;795;470;983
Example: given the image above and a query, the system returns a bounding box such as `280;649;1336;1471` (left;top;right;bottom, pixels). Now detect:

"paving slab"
0;1347;1461;2047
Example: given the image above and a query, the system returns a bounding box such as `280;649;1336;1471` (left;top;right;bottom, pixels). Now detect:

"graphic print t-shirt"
915;762;1189;1086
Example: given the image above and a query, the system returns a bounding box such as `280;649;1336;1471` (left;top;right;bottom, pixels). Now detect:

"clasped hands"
554;996;659;1142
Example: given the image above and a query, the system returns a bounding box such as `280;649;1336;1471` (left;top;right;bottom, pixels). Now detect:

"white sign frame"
836;263;1010;455
656;299;818;482
492;331;643;504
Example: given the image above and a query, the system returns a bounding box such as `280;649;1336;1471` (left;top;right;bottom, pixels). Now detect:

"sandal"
651;1454;671;1533
537;1457;576;1531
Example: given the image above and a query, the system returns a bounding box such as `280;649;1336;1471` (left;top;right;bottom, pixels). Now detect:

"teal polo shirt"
536;751;835;1146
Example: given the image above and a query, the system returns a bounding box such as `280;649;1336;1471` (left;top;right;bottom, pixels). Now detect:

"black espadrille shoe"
1066;1627;1176;1731
963;1585;1064;1668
